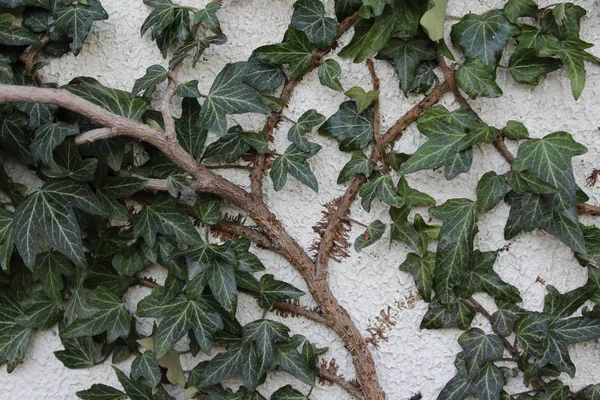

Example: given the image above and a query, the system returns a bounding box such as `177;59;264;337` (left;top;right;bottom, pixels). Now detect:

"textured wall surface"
1;0;600;399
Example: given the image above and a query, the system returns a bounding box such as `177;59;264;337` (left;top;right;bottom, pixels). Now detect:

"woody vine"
0;0;599;399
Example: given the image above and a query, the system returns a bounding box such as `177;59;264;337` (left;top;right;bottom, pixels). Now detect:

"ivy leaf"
258;274;304;309
76;384;127;400
194;2;221;33
66;77;148;120
274;342;315;386
504;191;552;240
0;209;13;272
420;0;447;41
1;111;33;160
430;199;478;303
291;0;338;48
318;59;344;91
458;328;504;372
539;34;596;100
410;61;438;93
96;176;147;220
438;354;504;400
196;344;246;387
337;151;373;184
319;100;374;151
543;280;594;319
456;58;503;99
420;299;476;330
0;23;41;46
390;207;426;254
203;126;251;162
270;144;321;192
399;251;435;302
335;0;361;21
252;28;317;79
0;288;33;373
363;0;393;16
141;0;177;37
132;65;168;98
491;301;524;336
51;0;108;55
134;194;199;247
131;351;162;387
271;385;307;400
354;220;385;252
42;139;98;182
503;0;538;23
359;173;404;212
176;80;201;97
244;58;285;93
508;48;562;86
114;367;174;400
195;194;222;225
344;87;378;114
13;180;105;268
511;131;586;245
54;335;103;369
61;286;130;343
476;172;508;213
501;120;529;140
198;62;270;136
378;38;436;95
287;110;325;152
174;33;228;68
32;252;73;303
450;10;516;66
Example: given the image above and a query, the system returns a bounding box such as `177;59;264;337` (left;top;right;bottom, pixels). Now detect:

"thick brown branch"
75;127;118;144
366;59;387;173
577;203;600;216
211;221;272;249
250;12;359;201
315;81;451;279
161;66;181;140
319;368;365;400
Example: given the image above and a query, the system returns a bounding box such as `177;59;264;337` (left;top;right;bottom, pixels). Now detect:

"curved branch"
319;367;365;400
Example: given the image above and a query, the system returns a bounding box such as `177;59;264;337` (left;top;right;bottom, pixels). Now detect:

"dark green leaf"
131;351;162;387
354;220;385;252
271;385;308;400
252;28;317;79
319;101;374;151
456;58;503;99
502;120;529;140
458;328;504;371
503;0;538;23
337;151;373;184
287;109;325;152
195;194;222;225
359;173;404;212
508;48;562;86
270;144;320;192
175;98;206;160
51;0;108;55
378;38;436;94
76;384;127;400
114;367;174;400
318;59;344;91
244;58;285;93
274;342;315;386
399;251;435;302
194;2;221;33
258;274;304;309
0;288;32;372
54;335;102;369
476;172;508;213
420;299;476;330
132;65;168;98
291;0;338;48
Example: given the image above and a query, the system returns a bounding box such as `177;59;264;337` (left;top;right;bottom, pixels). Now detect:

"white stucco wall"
1;0;600;399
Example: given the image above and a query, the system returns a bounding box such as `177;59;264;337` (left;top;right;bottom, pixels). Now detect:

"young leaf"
420;0;447;42
337;151;373;184
399;251;436;302
501;120;529;140
358;173;404;212
194;2;221;33
344;87;379;114
354;220;385;252
291;0;338;48
287;109;325;152
270;144;321;192
476;172;508;213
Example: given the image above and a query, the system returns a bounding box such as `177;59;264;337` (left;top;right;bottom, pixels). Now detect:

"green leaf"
76;384;127;400
543;282;594;319
490;301;524;336
539;34;596;100
399;251;435;302
318;59;344;91
131;351;162;387
0;209;14;273
390;207;426;254
174;33;228;68
450;10;515;66
176;80;201;97
335;0;362;21
175;98;206;160
195;194;222;225
420;0;447;41
378;38;436;95
1;111;33;160
198;62;270;135
409;61;438;93
258;274;304;309
396;176;435;207
456;58;503;99
337;151;373;184
29;122;79;168
54;335;103;369
339;15;395;63
271;385;308;400
0;288;33;372
476;172;508;213
508;48;562;86
114;367;174;400
319;100;374;151
203;127;251;162
0;24;41;46
133;65;168;98
32;252;73;303
61;286;130;343
354;220;385;252
244;58;285;93
42;139;98;182
503;0;538;23
359;173;404;212
252;28;317;79
194;2;221;33
66;77;148;120
420;299;476;330
274;342;315;386
458;328;503;371
504;191;552;239
502;120;529;140
343;87;378;114
13;180;105;267
363;0;393;16
270;144;321;192
134;194;199;247
430;199;478;302
291;0;338;48
197;344;245;387
52;0;108;55
460;250;522;302
141;0;176;37
96;176;147;219
287;109;325;152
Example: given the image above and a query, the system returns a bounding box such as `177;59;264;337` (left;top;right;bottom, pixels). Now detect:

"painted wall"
1;0;600;399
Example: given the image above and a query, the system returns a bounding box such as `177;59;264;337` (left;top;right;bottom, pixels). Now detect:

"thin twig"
318;368;365;400
366;59;388;173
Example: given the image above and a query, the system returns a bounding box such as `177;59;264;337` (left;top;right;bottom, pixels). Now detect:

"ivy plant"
0;0;599;399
